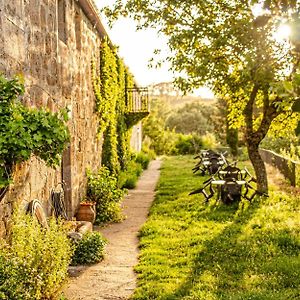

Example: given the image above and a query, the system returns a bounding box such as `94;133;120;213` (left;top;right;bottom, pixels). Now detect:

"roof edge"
78;0;108;39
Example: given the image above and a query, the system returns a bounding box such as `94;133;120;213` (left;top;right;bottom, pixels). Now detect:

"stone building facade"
0;0;144;236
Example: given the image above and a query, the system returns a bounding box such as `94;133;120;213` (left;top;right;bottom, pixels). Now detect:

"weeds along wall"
92;38;137;176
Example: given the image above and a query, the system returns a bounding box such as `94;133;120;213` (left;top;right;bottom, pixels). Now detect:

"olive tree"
104;0;300;193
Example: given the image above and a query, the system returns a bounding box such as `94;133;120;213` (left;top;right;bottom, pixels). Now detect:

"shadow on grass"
163;198;300;300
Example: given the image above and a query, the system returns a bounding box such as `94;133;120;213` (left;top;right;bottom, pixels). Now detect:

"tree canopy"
104;0;300;193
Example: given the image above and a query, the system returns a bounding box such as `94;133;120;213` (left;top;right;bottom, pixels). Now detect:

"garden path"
64;159;161;300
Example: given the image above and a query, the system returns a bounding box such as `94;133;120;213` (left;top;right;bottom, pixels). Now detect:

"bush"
87;167;125;224
238;147;249;161
117;150;154;190
202;132;218;149
0;212;72;300
141;140;156;160
118;160;143;189
71;232;106;266
261;135;299;153
173;134;203;155
135;152;151;170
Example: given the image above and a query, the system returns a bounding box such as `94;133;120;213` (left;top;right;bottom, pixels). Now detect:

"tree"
165;102;218;136
104;0;300;194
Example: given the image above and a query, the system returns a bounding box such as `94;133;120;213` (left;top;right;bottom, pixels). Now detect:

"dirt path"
64;159;161;300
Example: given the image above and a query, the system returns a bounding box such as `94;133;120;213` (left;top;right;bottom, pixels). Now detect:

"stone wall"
0;0;104;235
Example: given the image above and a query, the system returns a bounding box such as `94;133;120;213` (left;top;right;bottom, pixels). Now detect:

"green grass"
132;156;300;300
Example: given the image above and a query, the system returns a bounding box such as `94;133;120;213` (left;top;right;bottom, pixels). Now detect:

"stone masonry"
0;0;136;236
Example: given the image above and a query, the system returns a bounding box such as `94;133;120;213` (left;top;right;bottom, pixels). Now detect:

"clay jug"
76;202;96;223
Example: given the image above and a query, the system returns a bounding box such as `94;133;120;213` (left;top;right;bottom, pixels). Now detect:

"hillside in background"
148;82;215;108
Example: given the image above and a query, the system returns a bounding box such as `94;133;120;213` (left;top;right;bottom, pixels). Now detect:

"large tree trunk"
247;142;268;194
243;85;279;195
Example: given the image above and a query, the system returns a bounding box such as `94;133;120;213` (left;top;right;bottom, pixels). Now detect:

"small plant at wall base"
0;211;73;300
0;75;70;188
118;151;152;189
71;231;106;265
87;167;125;224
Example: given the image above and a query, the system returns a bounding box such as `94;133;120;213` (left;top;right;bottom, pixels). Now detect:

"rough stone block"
47;12;55;31
45;33;52;55
3;19;25;62
40;5;47;29
0;221;7;238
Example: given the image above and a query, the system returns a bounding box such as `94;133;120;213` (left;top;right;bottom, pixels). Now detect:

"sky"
95;0;173;86
94;0;215;98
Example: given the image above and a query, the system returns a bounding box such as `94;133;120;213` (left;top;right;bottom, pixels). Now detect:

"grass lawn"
132;156;300;300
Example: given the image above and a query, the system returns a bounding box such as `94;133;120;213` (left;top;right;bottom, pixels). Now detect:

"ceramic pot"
76;202;96;223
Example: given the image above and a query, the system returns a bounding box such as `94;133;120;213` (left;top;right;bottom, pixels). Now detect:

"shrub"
238;147;250;161
261;135;299;153
122;176;138;189
87;167;125;224
202;132;218;149
118;160;143;189
173;134;203;155
135;152;151;170
71;232;106;265
141;140;156;160
0;212;72;300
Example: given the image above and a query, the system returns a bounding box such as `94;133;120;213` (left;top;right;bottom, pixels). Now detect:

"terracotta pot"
76;202;96;223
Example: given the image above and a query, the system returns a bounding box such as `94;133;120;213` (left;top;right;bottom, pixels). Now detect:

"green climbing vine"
116;55;131;170
0;75;70;188
92;38;142;175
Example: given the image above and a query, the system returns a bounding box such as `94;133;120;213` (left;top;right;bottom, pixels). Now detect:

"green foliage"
116;56;132;170
92;39;117;135
87;167;125;224
201;132;218;149
92;39;148;176
118;150;153;189
280;144;300;186
0;75;69;187
141;140;156;160
238;146;250;161
97;39;120;175
102;122;120;176
135;151;151;170
165;102;218;136
142;99;177;155
71;232;106;265
131;155;300;299
226;126;239;157
143;96;220;156
261;135;300;153
0;211;72;300
172;133;203;155
104;0;300;193
118;159;143;189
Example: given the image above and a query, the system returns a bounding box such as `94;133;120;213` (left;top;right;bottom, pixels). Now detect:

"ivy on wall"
92;38;147;175
0;75;70;188
115;55;131;171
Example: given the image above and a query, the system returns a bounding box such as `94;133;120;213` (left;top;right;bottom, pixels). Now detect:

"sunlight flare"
275;23;292;42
